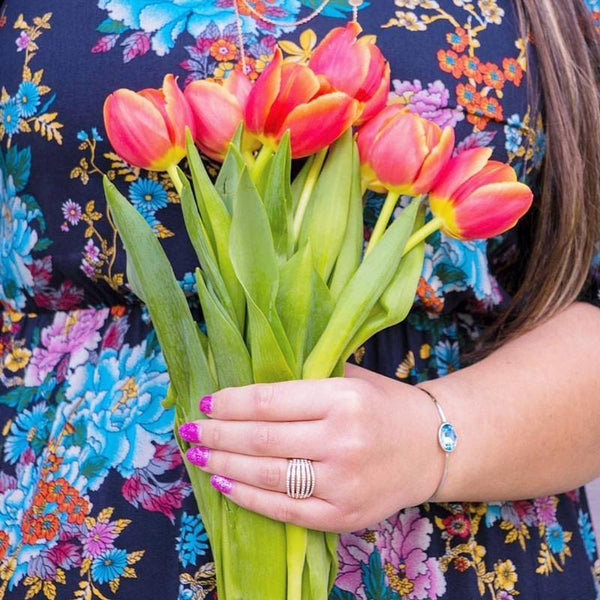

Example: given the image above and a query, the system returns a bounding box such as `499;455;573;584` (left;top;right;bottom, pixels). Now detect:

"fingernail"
186;446;210;467
210;475;234;494
199;395;213;415
179;423;201;443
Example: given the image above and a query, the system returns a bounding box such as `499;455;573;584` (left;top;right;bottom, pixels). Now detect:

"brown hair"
488;0;600;347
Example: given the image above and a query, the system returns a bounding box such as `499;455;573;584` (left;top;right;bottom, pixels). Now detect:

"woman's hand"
178;364;442;533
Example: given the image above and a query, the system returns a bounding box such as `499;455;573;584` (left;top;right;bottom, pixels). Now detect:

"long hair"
487;0;600;347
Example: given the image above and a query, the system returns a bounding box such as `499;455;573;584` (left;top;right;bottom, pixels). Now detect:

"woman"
1;0;599;598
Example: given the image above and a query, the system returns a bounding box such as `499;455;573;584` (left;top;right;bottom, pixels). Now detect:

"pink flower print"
391;79;464;129
336;531;374;598
81;260;96;278
83;521;118;558
24;308;109;385
84;239;100;262
62;200;82;226
534;496;557;526
16;31;30;51
378;507;446;599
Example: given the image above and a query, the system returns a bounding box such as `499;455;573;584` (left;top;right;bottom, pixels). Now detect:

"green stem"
292;147;328;242
243;149;256;168
166;164;183;195
402;216;443;256
286;523;307;600
364;190;401;257
251;144;273;183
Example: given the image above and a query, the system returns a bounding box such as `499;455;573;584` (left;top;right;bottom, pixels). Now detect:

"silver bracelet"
417;387;458;502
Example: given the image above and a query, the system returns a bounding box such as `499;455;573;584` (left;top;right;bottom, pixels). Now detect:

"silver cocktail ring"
286;458;315;499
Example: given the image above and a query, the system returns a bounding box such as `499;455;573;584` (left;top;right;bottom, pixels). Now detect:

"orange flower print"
0;531;9;561
503;57;523;86
417;277;443;313
480;95;503;121
456;83;480;111
481;62;505;90
210;38;237;62
57;485;80;512
235;56;260;80
437;49;462;78
44;477;69;504
466;106;490;131
454;556;470;572
459;55;483;83
446;27;469;53
22;509;60;544
67;495;90;524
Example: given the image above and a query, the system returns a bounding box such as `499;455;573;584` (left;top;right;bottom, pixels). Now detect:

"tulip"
103;74;195;176
185;71;253;162
245;48;360;158
358;106;455;254
308;21;390;125
426;147;534;240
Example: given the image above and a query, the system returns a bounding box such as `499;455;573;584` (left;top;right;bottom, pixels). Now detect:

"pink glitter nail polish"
179;423;201;443
186;446;210;467
199;395;213;414
210;475;234;494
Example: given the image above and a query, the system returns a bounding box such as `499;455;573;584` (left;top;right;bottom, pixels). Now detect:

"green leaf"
305;266;334;361
97;17;128;34
299;129;354;281
328;141;363;300
303;197;421;379
195;269;253;388
215;125;244;214
291;154;315;214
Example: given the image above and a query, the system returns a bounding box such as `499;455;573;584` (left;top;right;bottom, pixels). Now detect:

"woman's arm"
180;301;600;532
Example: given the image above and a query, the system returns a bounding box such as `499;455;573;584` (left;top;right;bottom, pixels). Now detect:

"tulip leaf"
186;130;245;328
103;177;215;409
195;269;253;389
299;129;354;281
328;141;364;300
303;197;421;379
291;154;315;214
263;132;293;263
215;125;244;215
305;266;334;364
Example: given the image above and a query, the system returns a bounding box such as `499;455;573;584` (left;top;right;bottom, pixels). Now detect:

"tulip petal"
162;73;196;147
413;125;455;194
264;63;320;137
430;147;493;200
452;182;533;240
356;62;390;125
453;160;517;205
281;92;360;158
355;43;387;102
185;80;244;162
104;89;173;170
356;104;406;163
223;70;253;107
245;47;283;135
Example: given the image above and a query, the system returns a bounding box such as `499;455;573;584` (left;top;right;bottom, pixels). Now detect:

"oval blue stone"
438;422;457;453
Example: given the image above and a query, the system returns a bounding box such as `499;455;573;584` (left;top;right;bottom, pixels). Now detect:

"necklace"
232;0;365;74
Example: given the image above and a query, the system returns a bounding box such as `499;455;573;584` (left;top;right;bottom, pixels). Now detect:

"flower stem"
364;190;401;257
243;149;256;168
286;523;307;600
166;164;183;196
251;144;273;183
402;216;444;256
292;147;328;242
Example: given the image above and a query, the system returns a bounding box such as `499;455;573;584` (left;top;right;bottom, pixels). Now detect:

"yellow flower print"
4;346;31;372
279;29;317;64
478;0;504;24
494;559;518;591
385;11;427;31
384;562;415;595
213;61;235;80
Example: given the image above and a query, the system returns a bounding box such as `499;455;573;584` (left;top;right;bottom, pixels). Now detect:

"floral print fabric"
0;1;599;598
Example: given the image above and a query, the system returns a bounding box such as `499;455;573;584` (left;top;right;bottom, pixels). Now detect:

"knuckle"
251;424;276;455
274;501;296;524
258;463;281;489
205;423;221;449
252;384;276;417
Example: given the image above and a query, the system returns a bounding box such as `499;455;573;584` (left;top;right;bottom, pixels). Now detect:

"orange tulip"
428;147;534;240
245;48;360;158
103;74;195;171
357;105;455;195
308;21;390;125
185;71;253;162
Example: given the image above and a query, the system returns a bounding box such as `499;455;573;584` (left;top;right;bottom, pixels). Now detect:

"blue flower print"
0;170;39;310
504;113;523;154
176;512;209;568
585;0;600;11
546;523;566;554
92;548;129;583
1;98;21;137
434;339;460;376
129;177;168;214
578;510;597;562
15;81;41;118
66;341;171;482
4;402;51;464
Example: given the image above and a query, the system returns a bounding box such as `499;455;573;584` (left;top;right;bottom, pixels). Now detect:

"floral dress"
1;1;599;599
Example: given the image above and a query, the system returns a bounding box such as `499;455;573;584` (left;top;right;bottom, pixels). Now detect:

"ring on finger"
286;458;315;499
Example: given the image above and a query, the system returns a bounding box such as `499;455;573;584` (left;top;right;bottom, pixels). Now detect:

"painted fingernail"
186;446;210;467
199;395;213;415
210;475;234;494
179;423;201;443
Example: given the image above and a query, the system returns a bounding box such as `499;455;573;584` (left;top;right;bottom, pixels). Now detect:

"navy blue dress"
1;1;599;598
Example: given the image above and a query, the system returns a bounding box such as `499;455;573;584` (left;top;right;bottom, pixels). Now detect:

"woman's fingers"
179;419;328;460
186;446;328;498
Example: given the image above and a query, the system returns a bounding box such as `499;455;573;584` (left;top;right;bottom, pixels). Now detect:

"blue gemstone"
438;423;457;453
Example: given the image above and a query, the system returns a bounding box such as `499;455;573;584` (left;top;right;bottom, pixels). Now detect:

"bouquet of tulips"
102;23;533;600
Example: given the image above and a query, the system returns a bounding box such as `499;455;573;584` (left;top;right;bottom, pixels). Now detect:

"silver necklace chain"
232;0;364;74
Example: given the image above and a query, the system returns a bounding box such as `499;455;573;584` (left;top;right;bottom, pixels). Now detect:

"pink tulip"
103;74;195;171
308;21;390;125
185;71;253;162
357;105;455;195
429;148;534;240
245;48;360;158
